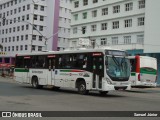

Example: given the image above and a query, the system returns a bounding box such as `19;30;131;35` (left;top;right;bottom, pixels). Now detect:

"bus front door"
47;57;56;85
23;58;30;83
92;56;104;89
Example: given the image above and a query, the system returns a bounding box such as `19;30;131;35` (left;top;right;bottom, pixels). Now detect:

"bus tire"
99;91;108;96
78;81;89;95
52;86;60;91
32;77;43;89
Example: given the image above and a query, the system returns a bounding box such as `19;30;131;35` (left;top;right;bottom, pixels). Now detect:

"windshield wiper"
112;56;120;67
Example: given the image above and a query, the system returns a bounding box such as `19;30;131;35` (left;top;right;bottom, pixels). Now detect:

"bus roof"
128;55;157;60
16;48;126;56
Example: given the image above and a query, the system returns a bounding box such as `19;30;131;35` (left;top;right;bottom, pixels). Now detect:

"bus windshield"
106;56;130;81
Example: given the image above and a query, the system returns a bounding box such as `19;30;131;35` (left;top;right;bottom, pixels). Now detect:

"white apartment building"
0;0;71;65
70;0;160;55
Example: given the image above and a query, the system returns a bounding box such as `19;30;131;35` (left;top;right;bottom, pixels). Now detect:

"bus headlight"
106;78;112;84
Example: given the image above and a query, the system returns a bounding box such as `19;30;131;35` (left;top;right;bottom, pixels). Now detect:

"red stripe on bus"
135;55;140;73
71;70;85;72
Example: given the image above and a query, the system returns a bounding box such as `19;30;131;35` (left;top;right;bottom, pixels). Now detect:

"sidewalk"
0;76;15;83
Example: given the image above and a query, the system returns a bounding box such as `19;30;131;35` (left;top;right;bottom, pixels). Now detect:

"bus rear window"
15;56;23;68
130;59;136;72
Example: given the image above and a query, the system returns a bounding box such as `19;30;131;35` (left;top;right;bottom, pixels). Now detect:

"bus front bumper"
132;81;157;88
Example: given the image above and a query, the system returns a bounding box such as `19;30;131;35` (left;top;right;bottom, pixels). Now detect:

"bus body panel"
129;56;157;88
14;48;131;93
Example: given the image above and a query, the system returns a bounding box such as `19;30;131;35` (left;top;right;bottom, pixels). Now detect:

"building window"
12;46;14;51
34;15;37;20
34;4;38;10
74;14;78;21
26;24;29;30
18;7;21;12
82;26;86;34
91;25;97;32
93;0;98;3
125;2;133;11
39;26;43;31
33;25;37;30
72;41;77;47
101;23;107;30
21;35;24;41
74;1;79;8
83;0;88;6
16;46;19;51
40;16;44;21
14;9;17;14
25;35;28;40
23;6;25;11
13;37;15;42
73;27;77;34
102;8;108;16
8;46;10;51
124;36;131;44
92;10;97;18
17;36;19;41
39;36;43;41
101;38;107;45
21;25;24;31
10;10;13;15
32;45;35;51
113;21;119;29
125;19;132;28
32;35;36;40
139;0;145;9
9;37;11;42
113;5;120;13
22;16;25;21
112;37;118;45
25;45;28;50
137;35;144;44
138;17;145;26
27;4;30;10
26;14;29;20
40;6;44;11
38;46;42;51
82;12;87;19
20;45;23;50
17;26;20;31
91;39;96;47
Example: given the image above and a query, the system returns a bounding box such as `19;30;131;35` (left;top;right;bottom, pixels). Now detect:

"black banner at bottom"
0;111;160;117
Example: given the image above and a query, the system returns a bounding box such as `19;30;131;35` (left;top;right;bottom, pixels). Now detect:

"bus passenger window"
83;57;87;68
130;59;136;72
99;58;103;69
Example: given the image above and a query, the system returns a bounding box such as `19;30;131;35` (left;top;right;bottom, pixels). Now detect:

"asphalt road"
0;77;160;120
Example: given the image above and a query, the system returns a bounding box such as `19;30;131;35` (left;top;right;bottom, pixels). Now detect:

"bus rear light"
138;74;140;81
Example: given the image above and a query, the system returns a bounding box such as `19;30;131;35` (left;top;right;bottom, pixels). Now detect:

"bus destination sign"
106;50;127;56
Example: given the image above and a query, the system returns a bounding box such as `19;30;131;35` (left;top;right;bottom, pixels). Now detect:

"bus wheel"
52;86;60;91
32;77;43;89
78;81;89;95
99;91;108;96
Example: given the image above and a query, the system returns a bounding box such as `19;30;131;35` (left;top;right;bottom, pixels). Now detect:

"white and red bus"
14;48;131;95
129;55;157;88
